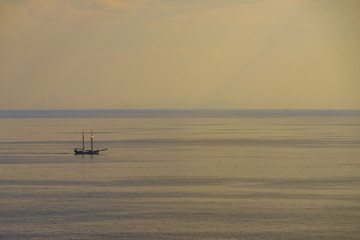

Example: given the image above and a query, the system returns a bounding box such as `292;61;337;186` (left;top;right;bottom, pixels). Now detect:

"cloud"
0;0;28;34
0;0;131;23
0;0;27;20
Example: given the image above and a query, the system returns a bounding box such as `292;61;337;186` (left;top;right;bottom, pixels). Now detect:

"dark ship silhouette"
74;130;107;155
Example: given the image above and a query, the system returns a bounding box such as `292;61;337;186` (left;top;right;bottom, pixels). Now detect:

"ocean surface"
0;110;359;240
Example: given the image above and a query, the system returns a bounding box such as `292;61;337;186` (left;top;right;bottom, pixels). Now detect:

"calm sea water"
0;110;359;240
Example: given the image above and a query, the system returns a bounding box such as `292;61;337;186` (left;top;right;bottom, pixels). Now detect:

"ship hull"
74;149;99;155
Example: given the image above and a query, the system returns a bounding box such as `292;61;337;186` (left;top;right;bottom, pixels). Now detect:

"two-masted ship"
74;130;107;154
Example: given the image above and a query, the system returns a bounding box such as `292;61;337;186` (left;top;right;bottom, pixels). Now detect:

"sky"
0;0;359;109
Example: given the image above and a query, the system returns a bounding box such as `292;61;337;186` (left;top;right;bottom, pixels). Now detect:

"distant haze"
1;0;359;109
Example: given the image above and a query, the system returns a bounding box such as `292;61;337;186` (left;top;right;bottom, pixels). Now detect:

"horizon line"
1;109;360;119
1;108;360;111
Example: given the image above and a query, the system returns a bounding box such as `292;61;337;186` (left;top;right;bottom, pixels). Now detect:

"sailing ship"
74;130;107;154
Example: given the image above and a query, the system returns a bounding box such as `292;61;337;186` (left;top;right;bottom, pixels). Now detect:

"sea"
0;110;359;240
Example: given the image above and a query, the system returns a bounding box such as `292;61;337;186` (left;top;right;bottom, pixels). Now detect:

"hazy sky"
1;0;359;109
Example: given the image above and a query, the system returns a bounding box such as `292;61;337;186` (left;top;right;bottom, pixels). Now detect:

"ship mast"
82;130;85;151
91;130;94;151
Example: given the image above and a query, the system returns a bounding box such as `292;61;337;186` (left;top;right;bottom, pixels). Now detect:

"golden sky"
0;0;359;109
